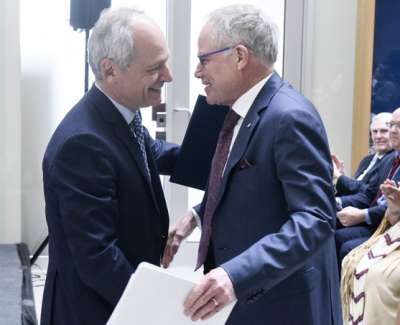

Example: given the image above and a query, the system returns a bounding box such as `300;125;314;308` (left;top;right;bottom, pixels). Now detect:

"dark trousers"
335;225;373;274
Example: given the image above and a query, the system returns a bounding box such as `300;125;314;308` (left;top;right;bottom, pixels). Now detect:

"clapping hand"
381;179;400;225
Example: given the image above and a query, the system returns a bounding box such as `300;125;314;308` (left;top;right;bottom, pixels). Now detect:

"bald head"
393;107;400;119
389;108;400;150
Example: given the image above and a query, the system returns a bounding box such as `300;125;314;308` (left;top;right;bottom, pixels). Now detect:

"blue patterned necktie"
130;111;150;178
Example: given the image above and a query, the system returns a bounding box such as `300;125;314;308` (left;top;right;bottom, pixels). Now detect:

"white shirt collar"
231;73;272;118
95;83;136;125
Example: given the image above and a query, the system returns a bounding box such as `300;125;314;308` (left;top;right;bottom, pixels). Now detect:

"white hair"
371;112;392;128
88;7;146;80
207;4;279;68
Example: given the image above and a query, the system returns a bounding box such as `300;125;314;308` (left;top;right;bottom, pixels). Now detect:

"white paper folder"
107;262;235;325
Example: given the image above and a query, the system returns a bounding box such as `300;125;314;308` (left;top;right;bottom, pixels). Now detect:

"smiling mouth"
149;87;162;93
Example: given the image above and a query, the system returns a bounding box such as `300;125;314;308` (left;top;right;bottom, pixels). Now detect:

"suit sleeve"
336;156;371;195
336;175;364;196
352;156;371;179
339;170;380;208
144;128;180;175
367;204;387;227
49;134;133;306
222;107;336;299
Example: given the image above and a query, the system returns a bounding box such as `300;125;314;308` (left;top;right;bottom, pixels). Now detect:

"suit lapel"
87;86;167;227
114;127;165;220
111;112;166;219
87;85;153;186
145;143;169;226
216;72;284;204
113;125;152;185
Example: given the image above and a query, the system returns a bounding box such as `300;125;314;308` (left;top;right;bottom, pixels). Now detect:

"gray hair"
207;4;279;68
88;7;146;80
371;112;392;128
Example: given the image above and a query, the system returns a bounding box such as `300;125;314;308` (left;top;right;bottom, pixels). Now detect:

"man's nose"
163;66;173;82
194;63;203;78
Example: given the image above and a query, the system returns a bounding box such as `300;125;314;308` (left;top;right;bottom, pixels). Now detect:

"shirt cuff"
335;197;343;211
191;208;202;230
333;174;340;186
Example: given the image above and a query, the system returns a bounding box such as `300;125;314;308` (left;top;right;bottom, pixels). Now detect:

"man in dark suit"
41;8;179;325
162;4;341;325
332;112;392;196
335;108;400;266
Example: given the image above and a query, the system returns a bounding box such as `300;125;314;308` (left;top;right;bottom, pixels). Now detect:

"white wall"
20;0;86;251
306;0;358;174
0;0;22;243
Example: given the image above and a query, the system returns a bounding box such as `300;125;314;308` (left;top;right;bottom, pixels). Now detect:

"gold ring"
211;298;219;307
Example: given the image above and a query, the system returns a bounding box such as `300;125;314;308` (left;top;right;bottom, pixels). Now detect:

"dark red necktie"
371;156;400;205
196;109;240;270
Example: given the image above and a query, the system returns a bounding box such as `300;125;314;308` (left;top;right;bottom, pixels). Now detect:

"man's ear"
100;58;115;80
235;45;249;70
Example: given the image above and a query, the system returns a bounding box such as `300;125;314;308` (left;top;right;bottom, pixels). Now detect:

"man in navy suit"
162;5;341;325
332;112;392;196
41;8;179;325
335;108;400;266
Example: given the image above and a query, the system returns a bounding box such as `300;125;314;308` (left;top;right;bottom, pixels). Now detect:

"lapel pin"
246;122;252;128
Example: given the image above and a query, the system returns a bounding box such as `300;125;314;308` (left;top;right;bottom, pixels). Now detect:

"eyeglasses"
197;46;234;66
388;121;400;130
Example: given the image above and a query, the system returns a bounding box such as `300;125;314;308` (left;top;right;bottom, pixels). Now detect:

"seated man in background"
332;112;392;196
335;108;400;267
341;179;400;325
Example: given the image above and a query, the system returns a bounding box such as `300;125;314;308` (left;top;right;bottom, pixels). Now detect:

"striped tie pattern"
196;109;240;270
130;111;150;178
